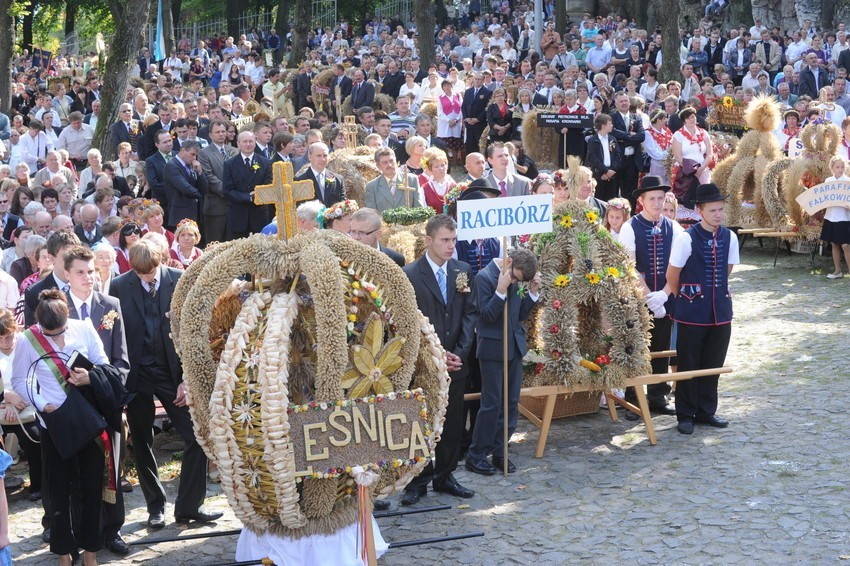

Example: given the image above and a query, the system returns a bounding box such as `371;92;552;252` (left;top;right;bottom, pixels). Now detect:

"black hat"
457;189;488;201
693;183;727;204
632;175;671;198
468;178;501;197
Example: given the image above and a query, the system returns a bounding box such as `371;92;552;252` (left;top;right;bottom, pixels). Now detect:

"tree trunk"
556;0;567;39
273;0;293;67
171;0;182;26
658;0;680;84
0;0;14;114
414;0;436;67
836;0;850;32
162;0;175;57
289;0;310;68
226;0;240;39
21;8;33;52
65;0;77;36
94;0;154;160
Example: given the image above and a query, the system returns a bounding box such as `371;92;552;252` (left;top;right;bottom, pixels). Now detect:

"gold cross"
342;115;359;148
397;168;418;208
254;161;315;239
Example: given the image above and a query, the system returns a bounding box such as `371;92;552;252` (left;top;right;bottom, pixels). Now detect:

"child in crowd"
821;156;850;279
662;192;681;224
603;197;631;243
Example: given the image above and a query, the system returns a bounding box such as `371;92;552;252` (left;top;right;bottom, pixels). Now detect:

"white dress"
437;93;463;138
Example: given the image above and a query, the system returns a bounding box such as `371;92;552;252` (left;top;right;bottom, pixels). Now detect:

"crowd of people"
9;2;848;561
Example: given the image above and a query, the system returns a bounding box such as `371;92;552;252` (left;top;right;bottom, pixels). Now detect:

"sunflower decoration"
558;214;574;229
585;210;599;224
553;274;571;287
341;314;406;399
585;272;601;285
722;96;734;109
606;267;621;278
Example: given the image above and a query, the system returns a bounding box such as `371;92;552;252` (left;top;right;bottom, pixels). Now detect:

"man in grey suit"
484;143;531;197
198;119;235;243
365;147;421;212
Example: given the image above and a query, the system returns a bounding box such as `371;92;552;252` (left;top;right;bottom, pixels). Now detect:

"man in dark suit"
703;31;726;70
349;208;405;267
462;73;492;156
381;61;405;99
2;209;21;242
294;142;344;207
609;91;645;204
84;77;101;114
110;239;222;528
222;130;273;239
142;102;175;160
465;249;540;476
138;48;155;77
63;245;131;555
798;52;828;99
293;63;315;111
145;130;175;214
401;215;476;504
108;103;140;156
74;204;103;247
350;69;376;111
199;119;235;244
328;64;353;122
24;229;81;327
164;140;208;229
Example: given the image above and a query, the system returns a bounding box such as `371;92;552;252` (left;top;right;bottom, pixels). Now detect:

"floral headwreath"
317;199;359;228
552;169;567;186
176;218;199;231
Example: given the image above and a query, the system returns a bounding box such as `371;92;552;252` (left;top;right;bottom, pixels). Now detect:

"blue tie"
80;303;88;320
436;268;447;303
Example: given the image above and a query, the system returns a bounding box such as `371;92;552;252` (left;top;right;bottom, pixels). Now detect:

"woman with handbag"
0;309;41;502
11;289;111;566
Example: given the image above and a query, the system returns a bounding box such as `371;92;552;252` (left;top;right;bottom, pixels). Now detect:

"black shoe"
41;528;50;543
27;489;42;501
624;410;640;421
696;415;729;428
650;403;676;415
105;534;131;555
465;457;497;476
401;485;427;506
491;456;516;474
121;478;133;493
677;421;694;435
373;499;391;511
433;475;475;499
147;512;166;529
175;509;224;524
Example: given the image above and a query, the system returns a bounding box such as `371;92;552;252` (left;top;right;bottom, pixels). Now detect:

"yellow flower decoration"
722;96;733;109
340;314;406;399
251;163;260;171
585;210;599;223
347;314;357;322
606;267;621;278
559;215;574;229
553;274;571;287
586;273;601;285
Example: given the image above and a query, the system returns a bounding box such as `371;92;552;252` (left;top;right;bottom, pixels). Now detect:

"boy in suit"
465;249;540;476
586;113;622;202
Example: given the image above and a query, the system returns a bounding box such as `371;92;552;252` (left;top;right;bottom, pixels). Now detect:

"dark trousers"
618;158;640;204
42;426;103;555
468;352;523;461
626;314;673;407
675;322;732;421
227;230;250;241
461;355;482;452
126;366;207;516
407;372;466;491
101;425;127;540
204;214;228;244
464;126;485;155
594;174;619;202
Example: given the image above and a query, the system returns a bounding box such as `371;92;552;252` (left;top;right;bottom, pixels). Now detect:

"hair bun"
38;288;66;302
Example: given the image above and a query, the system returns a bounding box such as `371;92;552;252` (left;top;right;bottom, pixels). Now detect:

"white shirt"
619;215;685;261
670;227;740;267
598;134;611;167
0;270;19;310
823;175;850;222
424;251;447;281
11;319;108;418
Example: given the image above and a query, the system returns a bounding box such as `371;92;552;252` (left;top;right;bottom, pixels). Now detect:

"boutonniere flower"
325;175;335;184
251;163;260;171
455;271;471;294
609;141;616;152
99;310;119;331
516;282;529;299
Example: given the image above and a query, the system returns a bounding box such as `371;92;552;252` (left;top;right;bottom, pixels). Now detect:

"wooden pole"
364;495;377;566
501;235;509;477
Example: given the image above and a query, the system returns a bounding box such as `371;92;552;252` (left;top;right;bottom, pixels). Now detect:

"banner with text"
457;193;553;240
795;180;850;214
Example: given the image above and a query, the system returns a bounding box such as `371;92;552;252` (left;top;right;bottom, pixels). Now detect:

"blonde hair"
174;219;201;245
421;146;448;171
829;155;846;173
664;191;679;208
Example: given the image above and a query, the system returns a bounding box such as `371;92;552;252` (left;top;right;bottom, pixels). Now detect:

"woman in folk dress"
437;80;463;157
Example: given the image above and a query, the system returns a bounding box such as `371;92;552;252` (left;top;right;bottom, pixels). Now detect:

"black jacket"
585;134;623;178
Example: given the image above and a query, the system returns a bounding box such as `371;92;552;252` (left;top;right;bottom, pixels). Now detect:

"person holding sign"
665;183;739;435
820;156;850;279
465;250;540;476
401;215;477;505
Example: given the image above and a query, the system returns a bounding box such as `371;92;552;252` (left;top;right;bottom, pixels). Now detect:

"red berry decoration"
549;324;560;334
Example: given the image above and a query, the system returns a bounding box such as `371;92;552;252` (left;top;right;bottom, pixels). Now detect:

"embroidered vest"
631;214;673;293
673;224;733;326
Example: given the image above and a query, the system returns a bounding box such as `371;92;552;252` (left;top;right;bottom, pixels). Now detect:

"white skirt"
235;518;389;566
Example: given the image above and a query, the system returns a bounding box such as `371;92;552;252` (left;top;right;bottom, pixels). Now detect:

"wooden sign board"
288;390;431;476
536;112;593;129
708;102;746;128
795;180;850;214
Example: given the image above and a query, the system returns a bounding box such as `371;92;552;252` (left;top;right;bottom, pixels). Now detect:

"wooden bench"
464;350;733;457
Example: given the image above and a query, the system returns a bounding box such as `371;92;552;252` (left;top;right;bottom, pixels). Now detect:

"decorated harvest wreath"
170;231;450;538
524;200;652;391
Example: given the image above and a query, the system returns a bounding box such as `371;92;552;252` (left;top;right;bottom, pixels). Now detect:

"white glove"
651;305;667;319
645;290;667;312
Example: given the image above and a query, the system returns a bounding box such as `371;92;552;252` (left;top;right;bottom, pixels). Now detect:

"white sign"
787;137;804;159
795;180;850;214
456;194;553;240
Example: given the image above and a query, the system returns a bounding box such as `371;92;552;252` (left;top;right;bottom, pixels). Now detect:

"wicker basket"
519;391;601;420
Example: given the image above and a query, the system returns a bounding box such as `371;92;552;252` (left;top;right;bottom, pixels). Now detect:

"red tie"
499;180;507;197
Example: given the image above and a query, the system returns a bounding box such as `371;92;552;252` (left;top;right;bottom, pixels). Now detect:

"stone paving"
8;241;850;565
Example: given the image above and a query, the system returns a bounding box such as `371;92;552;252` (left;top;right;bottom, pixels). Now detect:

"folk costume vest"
673;224;733;326
631;214;674;294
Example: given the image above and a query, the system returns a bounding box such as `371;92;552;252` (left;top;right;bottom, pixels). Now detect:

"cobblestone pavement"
8;242;850;565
